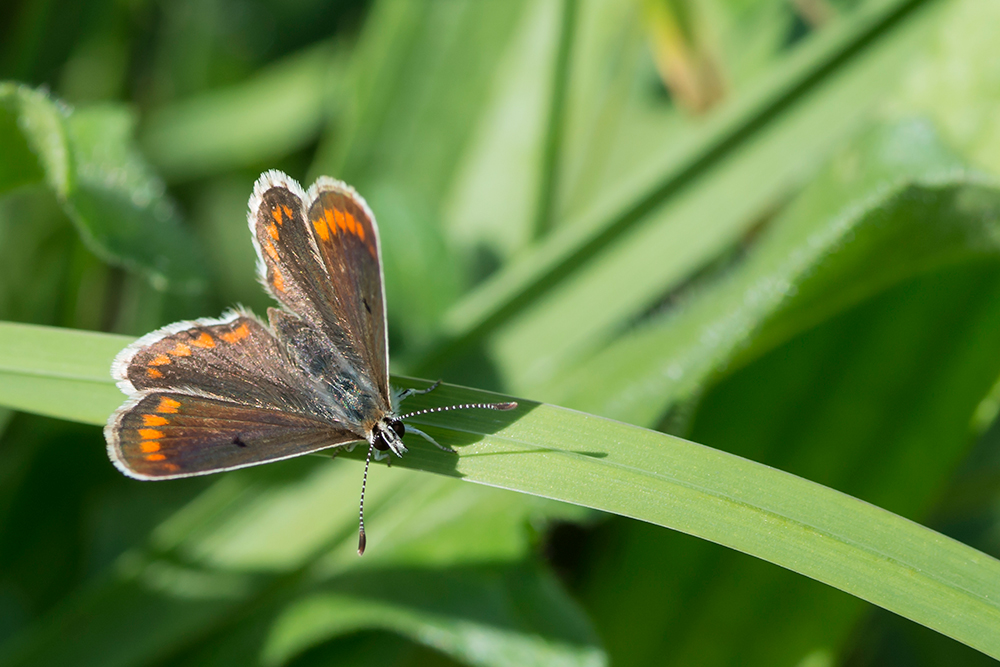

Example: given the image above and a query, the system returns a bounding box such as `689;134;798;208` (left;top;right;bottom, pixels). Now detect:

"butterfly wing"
106;310;361;479
107;392;358;479
248;171;390;407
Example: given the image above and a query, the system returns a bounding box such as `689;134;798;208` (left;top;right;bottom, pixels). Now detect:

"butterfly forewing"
249;172;390;405
305;183;388;401
108;392;359;479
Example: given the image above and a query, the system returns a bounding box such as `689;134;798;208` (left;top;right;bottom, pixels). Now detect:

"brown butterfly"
104;171;515;554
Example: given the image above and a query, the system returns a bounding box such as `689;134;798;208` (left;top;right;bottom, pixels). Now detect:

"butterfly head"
371;416;407;457
355;391;517;556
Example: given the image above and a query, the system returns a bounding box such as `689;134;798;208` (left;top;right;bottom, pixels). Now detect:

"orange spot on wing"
139;429;164;440
324;207;336;235
147;368;163;379
344;212;357;235
264;240;279;261
313;216;330;241
146;453;166;462
164;463;179;471
149;354;171;366
157;397;181;413
356;219;365;241
267;223;279;240
282;205;293;219
169;342;191;357
141;441;161;453
191;332;215;348
272;207;283;224
272;266;285;291
334;208;346;231
143;414;168;427
220;323;250;343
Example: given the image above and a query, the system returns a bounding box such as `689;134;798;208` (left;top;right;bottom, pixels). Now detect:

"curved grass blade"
0;322;999;658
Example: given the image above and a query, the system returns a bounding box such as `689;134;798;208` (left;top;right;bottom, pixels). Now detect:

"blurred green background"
4;0;1000;664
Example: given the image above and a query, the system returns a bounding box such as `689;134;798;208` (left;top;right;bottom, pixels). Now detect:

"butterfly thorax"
270;308;388;430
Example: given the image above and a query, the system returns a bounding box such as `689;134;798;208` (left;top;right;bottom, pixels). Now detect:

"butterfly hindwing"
107;392;359;479
107;311;365;479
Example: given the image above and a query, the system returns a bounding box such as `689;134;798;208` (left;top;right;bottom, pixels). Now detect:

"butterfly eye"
372;430;391;451
389;419;405;438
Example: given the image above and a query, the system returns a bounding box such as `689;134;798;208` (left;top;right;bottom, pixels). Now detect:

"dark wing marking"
247;171;389;407
106;392;360;480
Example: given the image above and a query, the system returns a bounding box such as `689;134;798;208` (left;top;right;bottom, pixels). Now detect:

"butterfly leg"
396;380;442;403
406;425;456;454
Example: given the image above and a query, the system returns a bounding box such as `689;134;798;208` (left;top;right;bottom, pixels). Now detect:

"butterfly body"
105;171;515;553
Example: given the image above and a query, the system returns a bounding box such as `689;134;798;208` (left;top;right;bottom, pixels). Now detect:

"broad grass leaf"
1;324;1000;657
140;44;342;183
0;84;207;293
581;263;1000;666
550;120;1000;425
259;563;603;667
0;322;128;424
423;0;938;387
549;118;1000;665
888;0;1000;178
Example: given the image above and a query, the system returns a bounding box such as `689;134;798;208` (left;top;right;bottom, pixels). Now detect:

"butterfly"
104;170;516;554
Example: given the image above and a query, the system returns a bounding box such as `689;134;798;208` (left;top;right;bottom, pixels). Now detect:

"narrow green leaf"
140;44;340;182
310;0;529;347
420;0;936;374
550;122;1000;426
531;0;577;240
1;322;999;658
0;322;128;424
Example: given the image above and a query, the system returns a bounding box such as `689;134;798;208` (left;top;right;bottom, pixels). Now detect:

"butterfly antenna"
357;441;376;556
400;401;517;420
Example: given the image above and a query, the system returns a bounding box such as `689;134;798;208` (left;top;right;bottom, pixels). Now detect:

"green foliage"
4;0;1000;665
0;84;207;294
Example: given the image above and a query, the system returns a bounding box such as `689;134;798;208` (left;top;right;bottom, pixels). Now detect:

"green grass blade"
421;0;935;371
550;122;1000;426
259;563;603;667
1;322;999;658
0;322;129;424
140;44;340;182
398;392;1000;660
531;0;577;240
